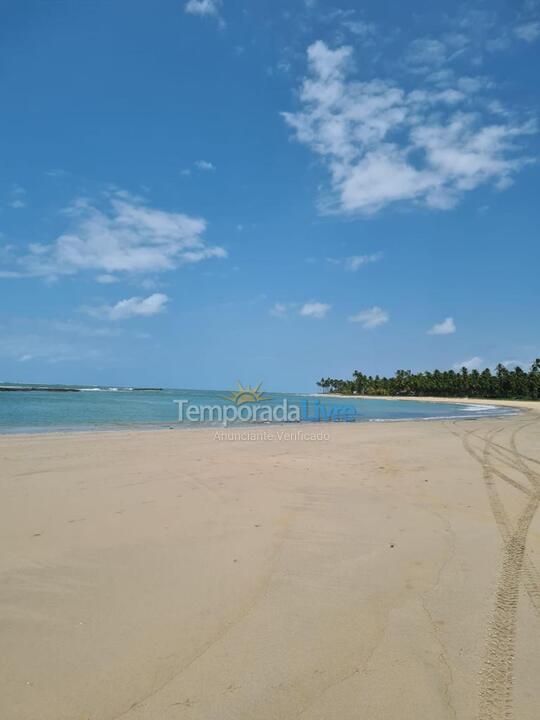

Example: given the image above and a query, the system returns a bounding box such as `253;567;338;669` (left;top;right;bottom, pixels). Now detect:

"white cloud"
348;306;389;328
283;41;535;215
453;355;483;371
181;160;216;175
345;252;382;271
270;301;332;319
185;0;222;19
86;293;169;321
450;7;538;56
514;22;540;42
195;159;215;171
502;359;529;370
1;190;227;280
428;317;456;335
299;301;331;319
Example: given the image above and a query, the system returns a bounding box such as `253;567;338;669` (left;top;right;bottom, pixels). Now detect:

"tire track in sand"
462;424;540;617
451;418;540;720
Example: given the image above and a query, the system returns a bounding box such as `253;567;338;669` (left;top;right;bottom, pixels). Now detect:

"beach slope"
1;411;539;719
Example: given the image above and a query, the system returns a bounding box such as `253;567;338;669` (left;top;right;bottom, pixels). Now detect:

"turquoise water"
0;386;518;434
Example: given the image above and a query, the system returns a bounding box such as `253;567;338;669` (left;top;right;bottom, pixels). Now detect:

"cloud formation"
514;21;540;42
299;301;331;319
453;356;483;371
184;0;222;21
348;306;389;328
270;301;331;319
283;40;535;215
1;191;226;281
428;317;456;335
195;160;215;171
86;293;169;321
327;252;382;271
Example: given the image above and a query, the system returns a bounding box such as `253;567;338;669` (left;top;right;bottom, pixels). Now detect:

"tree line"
317;360;540;400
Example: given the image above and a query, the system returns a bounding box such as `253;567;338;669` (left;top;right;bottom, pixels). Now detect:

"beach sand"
1;406;540;719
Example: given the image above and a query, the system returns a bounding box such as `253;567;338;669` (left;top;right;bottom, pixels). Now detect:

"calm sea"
0;385;519;434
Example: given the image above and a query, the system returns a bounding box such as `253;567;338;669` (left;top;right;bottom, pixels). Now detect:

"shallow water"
0;385;519;434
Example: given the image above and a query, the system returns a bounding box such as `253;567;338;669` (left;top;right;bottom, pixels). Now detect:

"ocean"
0;385;519;434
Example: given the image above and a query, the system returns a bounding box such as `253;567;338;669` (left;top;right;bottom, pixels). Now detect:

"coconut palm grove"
318;360;540;399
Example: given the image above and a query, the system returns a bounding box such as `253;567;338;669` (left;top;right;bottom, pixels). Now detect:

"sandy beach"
1;406;540;720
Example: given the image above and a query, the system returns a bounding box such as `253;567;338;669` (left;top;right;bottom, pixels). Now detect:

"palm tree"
318;361;540;401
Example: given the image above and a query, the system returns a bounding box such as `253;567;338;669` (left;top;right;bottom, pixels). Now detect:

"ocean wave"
460;403;499;412
79;387;132;392
368;409;520;422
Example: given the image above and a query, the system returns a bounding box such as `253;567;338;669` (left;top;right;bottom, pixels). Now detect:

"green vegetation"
317;360;540;400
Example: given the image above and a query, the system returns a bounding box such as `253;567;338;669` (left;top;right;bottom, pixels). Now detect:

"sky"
0;0;539;392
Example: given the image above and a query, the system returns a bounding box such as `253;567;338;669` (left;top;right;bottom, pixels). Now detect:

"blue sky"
1;0;539;391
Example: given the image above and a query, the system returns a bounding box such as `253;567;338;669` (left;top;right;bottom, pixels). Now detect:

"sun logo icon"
223;381;268;406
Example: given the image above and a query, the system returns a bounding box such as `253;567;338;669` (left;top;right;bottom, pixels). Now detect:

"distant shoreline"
0;385;163;393
0;386;80;393
312;394;538;412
